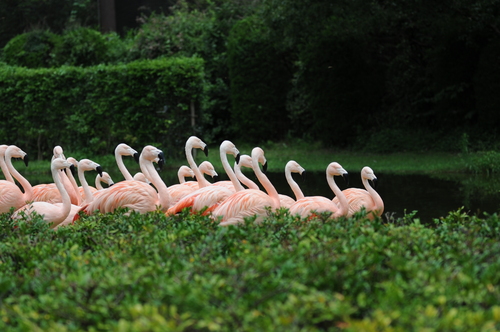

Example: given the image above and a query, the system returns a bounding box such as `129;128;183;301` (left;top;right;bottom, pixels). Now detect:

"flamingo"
166;140;241;215
75;159;104;205
11;158;81;228
0;145;14;183
183;136;210;189
95;172;114;190
114;143;149;182
166;163;219;205
332;166;384;219
182;161;218;190
0;145;32;214
211;147;281;226
32;147;80;205
234;155;259;190
288;162;349;219
279;161;306;208
83;145;171;214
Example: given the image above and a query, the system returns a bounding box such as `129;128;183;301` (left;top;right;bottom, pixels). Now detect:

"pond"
20;168;500;223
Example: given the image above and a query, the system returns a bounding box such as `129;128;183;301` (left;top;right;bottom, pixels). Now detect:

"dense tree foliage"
1;0;500;152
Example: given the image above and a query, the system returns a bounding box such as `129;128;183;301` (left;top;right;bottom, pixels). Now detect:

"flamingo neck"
220;149;244;192
286;169;304;200
140;157;171;211
78;169;94;204
186;145;209;188
95;175;104;190
328;175;348;218
5;153;32;202
0;155;14;183
178;172;186;184
252;159;280;210
235;162;259;190
363;178;384;214
64;168;81;205
51;166;72;226
116;151;134;181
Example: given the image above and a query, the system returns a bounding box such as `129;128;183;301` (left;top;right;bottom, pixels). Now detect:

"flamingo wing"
289;196;340;219
0;180;25;213
214;189;274;226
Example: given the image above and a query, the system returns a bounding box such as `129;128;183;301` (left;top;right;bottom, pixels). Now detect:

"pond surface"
22;168;500;223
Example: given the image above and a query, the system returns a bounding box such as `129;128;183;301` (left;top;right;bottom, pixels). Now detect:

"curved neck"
178;171;186;184
220;149;244;192
363;178;384;213
140;157;171;211
186;144;209;188
5;153;32;201
78;169;94;204
51;166;72;226
64;168;81;205
95;175;104;190
0;154;14;183
328;174;348;217
116;151;134;181
235;162;259;190
252;157;280;209
286;169;304;200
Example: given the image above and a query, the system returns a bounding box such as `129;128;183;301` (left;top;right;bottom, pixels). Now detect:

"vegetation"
1;208;500;331
0;57;204;159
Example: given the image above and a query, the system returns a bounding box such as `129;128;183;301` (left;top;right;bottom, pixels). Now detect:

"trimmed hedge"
0;57;205;159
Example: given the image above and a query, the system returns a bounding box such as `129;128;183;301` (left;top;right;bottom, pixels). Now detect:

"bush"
2;30;61;68
54;27;111;66
0;57;205;158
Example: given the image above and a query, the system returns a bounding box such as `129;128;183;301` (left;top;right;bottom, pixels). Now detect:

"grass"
1;208;500;331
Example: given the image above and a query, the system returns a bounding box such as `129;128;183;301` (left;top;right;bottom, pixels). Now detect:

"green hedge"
0;57;205;159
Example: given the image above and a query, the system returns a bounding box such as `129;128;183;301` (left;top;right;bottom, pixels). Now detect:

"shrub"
2;30;61;68
54;27;111;66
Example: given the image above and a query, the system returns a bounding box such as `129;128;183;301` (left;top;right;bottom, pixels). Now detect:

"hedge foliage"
1;208;500;331
0;57;204;159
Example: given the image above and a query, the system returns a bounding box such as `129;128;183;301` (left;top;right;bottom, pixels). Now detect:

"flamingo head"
79;159;103;177
361;166;377;189
327;162;349;185
141;145;165;170
220;140;240;164
252;147;268;173
52;157;73;171
199;161;218;179
116;143;140;162
6;145;29;167
187;136;208;156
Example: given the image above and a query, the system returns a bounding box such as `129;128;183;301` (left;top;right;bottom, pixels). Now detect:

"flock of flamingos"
0;136;384;229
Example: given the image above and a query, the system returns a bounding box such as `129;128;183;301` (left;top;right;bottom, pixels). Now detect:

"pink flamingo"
279;160;306;208
95;172;114;190
288;162;349;219
11;158;80;228
332;166;384;219
182;136;210;189
0;145;32;214
234;155;259;190
166;140;241;215
178;161;218;190
32;147;80;205
0;144;14;183
114;143;150;182
211;147;281;226
167;162;218;205
83;145;171;214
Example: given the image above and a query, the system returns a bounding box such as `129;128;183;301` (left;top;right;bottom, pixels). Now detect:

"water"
20;168;500;223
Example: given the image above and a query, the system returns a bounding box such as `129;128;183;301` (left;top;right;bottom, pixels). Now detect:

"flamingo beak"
235;153;241;164
96;166;103;177
342;173;349;186
370;178;378;190
203;146;209;157
69;164;76;176
193;175;197;181
157;151;165;170
23;154;29;167
262;162;268;173
109;183;114;187
213;175;219;181
301;170;306;183
133;152;140;163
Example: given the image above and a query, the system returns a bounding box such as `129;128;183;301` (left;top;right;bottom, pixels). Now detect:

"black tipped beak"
96;166;103;177
23;155;29;167
302;170;306;183
370;178;378;190
69;164;76;176
203;146;209;157
193;175;197;181
157;152;165;170
235;153;241;164
109;183;114;187
342;173;349;186
213;175;219;181
133;152;140;163
262;162;268;173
